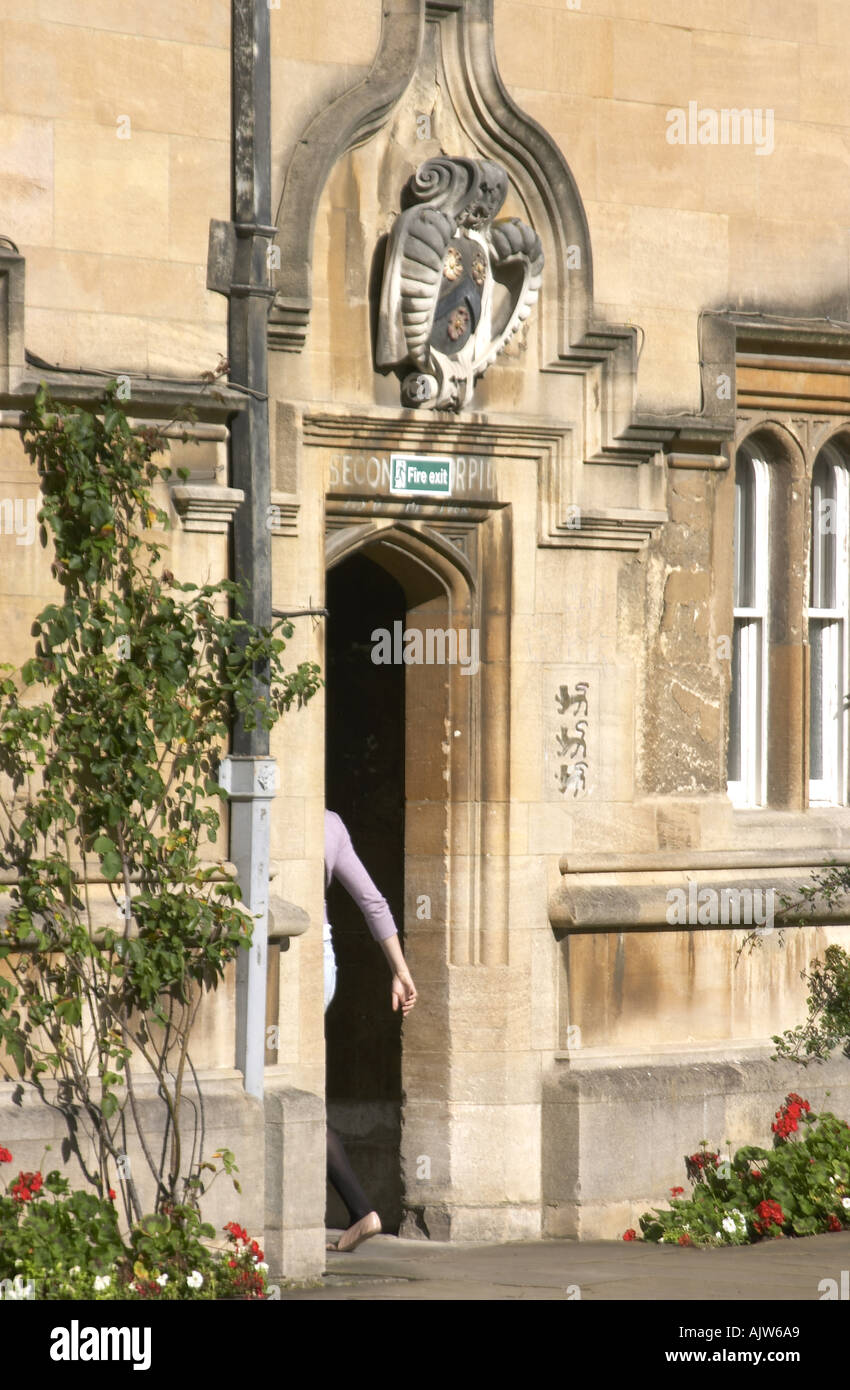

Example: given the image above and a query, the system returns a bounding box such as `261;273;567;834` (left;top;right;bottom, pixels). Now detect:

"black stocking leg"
326;1125;374;1226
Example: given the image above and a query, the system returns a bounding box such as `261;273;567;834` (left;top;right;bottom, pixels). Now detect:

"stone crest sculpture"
377;157;544;411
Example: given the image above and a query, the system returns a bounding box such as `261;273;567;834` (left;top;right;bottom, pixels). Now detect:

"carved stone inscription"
544;666;601;802
327;451;497;499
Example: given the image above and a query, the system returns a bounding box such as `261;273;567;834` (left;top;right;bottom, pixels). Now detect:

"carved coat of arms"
377;157;544;411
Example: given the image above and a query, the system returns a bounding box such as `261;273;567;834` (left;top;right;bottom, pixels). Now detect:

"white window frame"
808;445;849;806
728;445;769;807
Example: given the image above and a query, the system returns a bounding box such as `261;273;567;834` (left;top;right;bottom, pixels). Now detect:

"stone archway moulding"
735;412;850;480
270;0;592;358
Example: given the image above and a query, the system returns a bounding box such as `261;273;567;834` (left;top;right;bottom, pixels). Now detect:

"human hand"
391;970;417;1016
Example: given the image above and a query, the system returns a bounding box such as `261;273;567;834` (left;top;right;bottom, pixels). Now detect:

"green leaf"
101;1092;119;1120
55;998;82;1026
99;851;122;880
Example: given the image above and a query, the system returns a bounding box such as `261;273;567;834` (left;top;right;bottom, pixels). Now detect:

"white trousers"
323;922;337;1011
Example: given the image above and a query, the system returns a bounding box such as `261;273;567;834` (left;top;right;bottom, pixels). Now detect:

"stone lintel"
667;451;728;470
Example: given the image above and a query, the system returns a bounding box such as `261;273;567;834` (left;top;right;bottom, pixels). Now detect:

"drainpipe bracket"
218;755;278;799
207;219;237;297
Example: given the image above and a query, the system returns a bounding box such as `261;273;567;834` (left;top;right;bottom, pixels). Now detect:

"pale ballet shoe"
334;1211;382;1253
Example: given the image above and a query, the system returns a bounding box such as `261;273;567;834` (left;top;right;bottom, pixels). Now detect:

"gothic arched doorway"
323;507;510;1238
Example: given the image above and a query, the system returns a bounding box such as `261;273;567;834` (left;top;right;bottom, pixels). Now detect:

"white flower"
69;1266;81;1277
722;1216;737;1235
255;1261;268;1273
187;1270;204;1290
715;1231;723;1240
842;1197;850;1210
93;1274;110;1292
156;1273;169;1286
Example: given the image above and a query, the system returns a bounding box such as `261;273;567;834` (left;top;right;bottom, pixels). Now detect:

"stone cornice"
6;363;248;423
549;867;845;933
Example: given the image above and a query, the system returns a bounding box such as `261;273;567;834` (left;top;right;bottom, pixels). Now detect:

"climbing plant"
0;384;320;1219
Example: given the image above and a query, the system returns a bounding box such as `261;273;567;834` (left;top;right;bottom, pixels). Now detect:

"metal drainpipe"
218;0;277;1101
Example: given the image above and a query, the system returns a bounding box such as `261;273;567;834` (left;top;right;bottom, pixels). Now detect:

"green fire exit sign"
390;453;453;496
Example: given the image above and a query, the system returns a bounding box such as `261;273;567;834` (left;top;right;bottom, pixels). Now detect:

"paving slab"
276;1230;850;1301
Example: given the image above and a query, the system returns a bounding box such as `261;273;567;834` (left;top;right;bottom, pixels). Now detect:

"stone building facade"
3;0;850;1276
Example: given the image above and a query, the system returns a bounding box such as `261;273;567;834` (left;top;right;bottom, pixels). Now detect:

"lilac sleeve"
324;811;398;942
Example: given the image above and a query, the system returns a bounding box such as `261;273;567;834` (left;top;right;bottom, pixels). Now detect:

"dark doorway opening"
325;550;406;1230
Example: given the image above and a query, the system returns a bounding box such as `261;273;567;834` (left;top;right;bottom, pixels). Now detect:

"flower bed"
621;1095;850;1247
0;1147;269;1300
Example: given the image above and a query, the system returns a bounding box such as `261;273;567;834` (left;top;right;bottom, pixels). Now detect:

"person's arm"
328;814;417;1014
330;819;397;942
378;932;417;1017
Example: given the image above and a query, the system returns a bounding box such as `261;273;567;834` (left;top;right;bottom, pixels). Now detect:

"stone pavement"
278;1230;850;1301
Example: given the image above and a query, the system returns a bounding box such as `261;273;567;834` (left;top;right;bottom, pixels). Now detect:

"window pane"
728;618;742;782
809;618;824;781
811;456;836;610
734;454;755;608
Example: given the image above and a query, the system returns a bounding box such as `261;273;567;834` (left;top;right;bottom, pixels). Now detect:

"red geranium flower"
10;1171;42;1203
786;1093;810;1113
0;1147;12;1164
671;1186;685;1197
224;1221;248;1244
753;1199;785;1235
827;1214;842;1232
686;1151;719;1174
678;1234;692;1246
772;1093;812;1140
108;1188;116;1200
622;1229;637;1241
